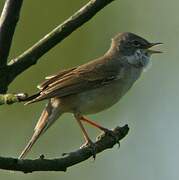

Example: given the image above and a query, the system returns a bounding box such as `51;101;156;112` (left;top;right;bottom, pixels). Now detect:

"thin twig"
0;0;23;67
7;0;114;84
0;125;129;173
0;93;27;105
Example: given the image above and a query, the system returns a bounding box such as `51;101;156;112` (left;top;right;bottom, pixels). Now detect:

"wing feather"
38;67;76;90
27;56;122;104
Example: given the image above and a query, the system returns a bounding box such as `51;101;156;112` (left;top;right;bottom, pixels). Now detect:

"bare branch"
0;0;23;67
8;0;114;83
0;125;129;173
0;0;128;174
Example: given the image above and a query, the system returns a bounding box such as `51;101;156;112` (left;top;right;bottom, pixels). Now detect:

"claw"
102;129;120;147
80;140;97;159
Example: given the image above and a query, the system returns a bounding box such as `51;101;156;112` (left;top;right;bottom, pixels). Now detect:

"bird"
18;32;162;159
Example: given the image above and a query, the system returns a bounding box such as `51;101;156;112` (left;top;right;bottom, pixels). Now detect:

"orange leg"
80;116;108;132
74;114;97;158
80;116;119;147
74;114;93;144
74;114;117;158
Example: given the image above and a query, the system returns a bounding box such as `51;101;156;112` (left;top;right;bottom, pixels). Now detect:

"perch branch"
0;0;129;176
7;0;114;84
0;0;23;67
0;125;129;173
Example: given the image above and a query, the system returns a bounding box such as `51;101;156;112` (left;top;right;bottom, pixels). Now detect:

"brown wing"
26;56;121;104
37;67;76;90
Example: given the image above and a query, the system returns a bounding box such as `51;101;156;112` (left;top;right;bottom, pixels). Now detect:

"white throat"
126;49;151;68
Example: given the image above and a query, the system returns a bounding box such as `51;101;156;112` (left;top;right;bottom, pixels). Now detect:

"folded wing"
26;56;121;104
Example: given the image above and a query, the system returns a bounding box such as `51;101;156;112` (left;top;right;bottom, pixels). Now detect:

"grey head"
110;32;162;67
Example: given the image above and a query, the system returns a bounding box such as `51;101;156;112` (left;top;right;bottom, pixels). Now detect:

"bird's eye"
132;40;141;47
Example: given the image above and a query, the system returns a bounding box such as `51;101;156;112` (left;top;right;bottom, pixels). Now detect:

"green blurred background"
0;0;178;179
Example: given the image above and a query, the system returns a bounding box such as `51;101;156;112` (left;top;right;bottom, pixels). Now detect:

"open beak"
147;42;163;54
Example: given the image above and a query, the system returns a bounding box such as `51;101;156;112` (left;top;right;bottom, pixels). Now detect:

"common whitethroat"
19;32;162;159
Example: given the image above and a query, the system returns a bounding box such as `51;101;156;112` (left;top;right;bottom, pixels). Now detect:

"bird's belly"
71;80;133;114
60;68;142;115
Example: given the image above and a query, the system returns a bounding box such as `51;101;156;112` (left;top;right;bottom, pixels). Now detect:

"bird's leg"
74;114;97;158
80;115;108;132
80;116;120;146
75;115;93;144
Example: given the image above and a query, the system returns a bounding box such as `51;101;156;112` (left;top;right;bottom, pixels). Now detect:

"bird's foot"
80;140;97;159
99;128;120;147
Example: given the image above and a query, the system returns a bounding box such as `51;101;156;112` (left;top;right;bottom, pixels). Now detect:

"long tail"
18;98;62;159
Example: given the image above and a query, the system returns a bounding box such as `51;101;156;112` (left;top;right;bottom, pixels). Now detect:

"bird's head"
111;32;162;67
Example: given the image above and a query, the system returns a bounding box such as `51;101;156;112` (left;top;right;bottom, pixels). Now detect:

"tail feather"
18;98;62;159
18;130;42;159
